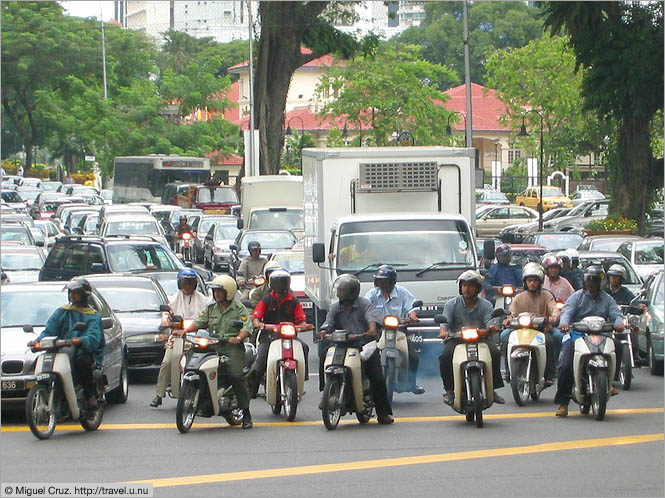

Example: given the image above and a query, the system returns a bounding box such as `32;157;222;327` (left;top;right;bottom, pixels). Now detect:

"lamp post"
342;119;362;147
445;111;467;144
518;109;544;231
285;116;305;172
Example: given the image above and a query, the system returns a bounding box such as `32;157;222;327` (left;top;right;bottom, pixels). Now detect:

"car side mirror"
205;235;212;241
73;322;87;332
312;242;325;263
433;314;447;324
23;324;34;333
90;263;105;273
36;240;44;247
159;304;171;312
229;244;239;252
101;317;114;329
236;218;244;230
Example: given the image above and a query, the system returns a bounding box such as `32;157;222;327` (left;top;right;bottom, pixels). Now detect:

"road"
1;356;663;498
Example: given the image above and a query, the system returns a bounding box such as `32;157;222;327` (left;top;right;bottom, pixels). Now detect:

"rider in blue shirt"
484;244;522;304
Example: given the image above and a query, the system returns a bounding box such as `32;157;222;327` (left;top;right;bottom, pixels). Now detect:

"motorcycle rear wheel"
283;370;298;422
591;370;608;421
470;371;484;428
510;360;529;406
26;384;56;440
322;377;342;430
620;347;632;390
176;381;198;433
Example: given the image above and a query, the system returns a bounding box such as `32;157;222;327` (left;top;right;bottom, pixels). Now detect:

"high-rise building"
334;1;426;39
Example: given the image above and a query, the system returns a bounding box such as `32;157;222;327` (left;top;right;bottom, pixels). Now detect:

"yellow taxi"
515;186;573;212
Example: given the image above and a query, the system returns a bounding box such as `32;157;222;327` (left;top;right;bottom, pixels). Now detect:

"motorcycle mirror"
101;317;114;330
184;261;193;268
230;320;244;329
626;305;645;316
159;304;171;312
491;308;507;318
631;299;648;308
411;300;423;308
172;315;184;323
229;244;239;252
23;324;34;333
433;314;447;324
73;322;87;332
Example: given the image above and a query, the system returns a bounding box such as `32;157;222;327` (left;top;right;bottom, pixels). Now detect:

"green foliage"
316;43;457;146
281;131;315;172
326;127;345;148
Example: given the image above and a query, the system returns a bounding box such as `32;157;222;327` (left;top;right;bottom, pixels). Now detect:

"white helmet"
522;262;545;286
457;270;483;295
564;248;580;261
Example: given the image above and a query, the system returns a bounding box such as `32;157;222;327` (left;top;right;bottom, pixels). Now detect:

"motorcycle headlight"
383;316;400;328
502;285;515;297
518;314;533;328
280;324;296;338
126;333;168;344
461;328;479;341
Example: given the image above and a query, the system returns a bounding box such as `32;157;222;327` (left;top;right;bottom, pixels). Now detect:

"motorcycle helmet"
179;215;188;223
248;241;261;252
263;261;282;281
177;268;198;289
209;275;237;301
557;250;570;265
583;264;605;284
565;248;580;263
457;270;483;295
334;274;361;303
542;255;562;270
607;264;627;282
374;265;397;287
66;278;93;306
522;262;545;286
495;244;512;265
269;269;291;293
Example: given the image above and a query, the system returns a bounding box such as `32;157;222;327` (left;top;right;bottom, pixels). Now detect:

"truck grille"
358;161;438;192
2;361;24;374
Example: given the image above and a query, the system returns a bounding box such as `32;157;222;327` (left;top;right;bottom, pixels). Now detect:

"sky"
60;1;116;22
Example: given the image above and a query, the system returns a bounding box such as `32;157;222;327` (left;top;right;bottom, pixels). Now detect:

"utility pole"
462;1;473;149
100;4;108;100
170;1;175;30
247;0;256;176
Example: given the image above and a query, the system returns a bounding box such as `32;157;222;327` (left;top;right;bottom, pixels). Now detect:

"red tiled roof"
228;48;341;72
239;106;358;132
206;151;243;165
443;83;510;132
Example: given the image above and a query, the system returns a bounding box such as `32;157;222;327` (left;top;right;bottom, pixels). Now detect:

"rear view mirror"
23;324;34;333
101;317;114;329
483;239;496;261
236;218;244;230
433;314;447;324
626;305;645;316
411;300;423;308
159;304;171;312
312;243;325;263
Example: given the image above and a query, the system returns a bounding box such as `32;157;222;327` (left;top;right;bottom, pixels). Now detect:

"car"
0;281;128;407
616;238;664;281
191;214;236;263
41;181;62;192
131;268;211;298
515;185;573;211
30;191;66;219
229;229;299;278
646;209;664;237
55;204;101;233
543;199;609;232
571;189;606;206
33;219;63;248
499;207;572;243
100;189;113;205
202;221;241;271
99;214;169;247
475;205;539;238
62;207;100;235
269;248;313;321
2;175;23;186
1;211;35;227
20;177;43;189
16;186;42;208
631;270;664;375
84;274;170;372
59;184;99;196
475;189;510;206
521;231;584;252
1;189;27;213
96;204;151;230
38;235;185;282
574;251;644;295
0;222;38;247
73;212;100;236
0;244;46;283
577;234;642;252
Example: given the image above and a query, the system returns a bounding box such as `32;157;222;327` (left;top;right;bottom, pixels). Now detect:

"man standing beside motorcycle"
183;275;254;429
543;255;575;302
606;264;636;306
439;270;505;405
237;241;268;301
554;265;625;417
150;269;209;408
500;263;562;386
365;265;425;395
249;269;310;398
316;274;394;425
28;279;105;409
484;245;522;304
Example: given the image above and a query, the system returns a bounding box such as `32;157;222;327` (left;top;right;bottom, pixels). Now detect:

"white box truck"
303;146;478;349
238;175;304;237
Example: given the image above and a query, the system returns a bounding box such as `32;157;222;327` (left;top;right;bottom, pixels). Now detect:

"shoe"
318;398;325;410
555;404;568;417
502;372;511;382
544;379;555;388
149;396;162;408
242;411;253;429
377;414;394;425
410;384;425;395
443;390;454;406
611;386;619;396
493;391;505;404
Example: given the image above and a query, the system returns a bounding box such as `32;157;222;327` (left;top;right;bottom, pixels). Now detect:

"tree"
395;2;544;88
253;2;378;175
542;2;664;232
316;44;458;146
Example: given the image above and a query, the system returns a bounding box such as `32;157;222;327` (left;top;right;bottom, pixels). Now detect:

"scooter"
571;316;616;421
494;285;516;315
615;304;644;390
24;322;108;440
505;312;549;406
263;322;313;421
434;310;503;428
177;232;194;262
320;330;375;430
174;318;257;433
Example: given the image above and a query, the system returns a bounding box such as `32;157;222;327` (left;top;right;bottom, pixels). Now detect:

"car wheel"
648;338;664;376
106;357;129;404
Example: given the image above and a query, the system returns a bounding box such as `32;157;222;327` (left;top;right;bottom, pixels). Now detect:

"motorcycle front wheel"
283;370;298;422
224;407;243;426
620;347;632;390
26;384;56;440
80;401;104;432
469;370;484;428
271;374;282;415
511;359;530;406
384;358;396;405
176;381;198;433
322;377;342;430
591;369;608;421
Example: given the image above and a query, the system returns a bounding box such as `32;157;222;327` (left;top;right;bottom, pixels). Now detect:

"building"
334;1;426;39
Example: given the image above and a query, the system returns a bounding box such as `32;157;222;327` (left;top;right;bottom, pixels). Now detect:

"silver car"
616;238;664;281
543;199;609;232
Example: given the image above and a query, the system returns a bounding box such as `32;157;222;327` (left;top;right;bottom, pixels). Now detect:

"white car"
99;214;169;247
617;238;664;281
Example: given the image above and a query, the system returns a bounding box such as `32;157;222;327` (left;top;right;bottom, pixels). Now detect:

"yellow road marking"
127;433;663;488
2;407;662;432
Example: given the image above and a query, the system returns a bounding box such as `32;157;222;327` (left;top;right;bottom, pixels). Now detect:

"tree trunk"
24;143;34;172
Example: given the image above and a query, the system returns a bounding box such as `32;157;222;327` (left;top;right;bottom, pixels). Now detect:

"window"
508;149;521;164
45;244;68;269
486;208;510;219
511;208;534;219
589;203;609;217
63;244;89;271
86;245;106;272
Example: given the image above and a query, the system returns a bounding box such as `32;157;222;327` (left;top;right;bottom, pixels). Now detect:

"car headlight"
126;333;168;344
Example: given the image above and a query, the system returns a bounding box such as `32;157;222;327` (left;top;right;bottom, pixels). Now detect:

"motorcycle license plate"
1;379;24;391
408;334;424;343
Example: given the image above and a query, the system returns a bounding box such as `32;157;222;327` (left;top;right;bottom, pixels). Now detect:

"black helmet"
374;265;397;287
248;241;261;252
334;274;361;303
179;215;187;222
66;278;92;304
583;265;604;283
496;244;512;265
269;269;291;293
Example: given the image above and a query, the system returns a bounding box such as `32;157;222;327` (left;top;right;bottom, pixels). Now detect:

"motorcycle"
174;318;256;433
504;312;549;406
320;330;375;430
177;231;194;262
434;310;504;428
494;285;517;315
570;316;617;421
24;322;107;440
615;305;645;390
262;322;313;421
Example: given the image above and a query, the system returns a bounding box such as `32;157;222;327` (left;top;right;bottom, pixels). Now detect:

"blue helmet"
177;268;198;289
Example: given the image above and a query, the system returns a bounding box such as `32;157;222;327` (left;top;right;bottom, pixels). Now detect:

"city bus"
112;155;211;203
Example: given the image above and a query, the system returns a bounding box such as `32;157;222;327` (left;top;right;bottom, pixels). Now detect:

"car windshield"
568;202;599;216
196;187;238;204
240;232;297;250
475;206;494;219
107;244;181;272
511;250;548;268
199;217;231;235
1;228;31;245
590;239;630;252
249;209;304;231
148;274;179;296
106;220;160;236
271;252;305;274
1;290;67;327
579;257;641;285
336;219;475;272
1;191;23;203
71;187;97;195
1;251;43;270
635;241;664;265
215;224;240;241
42;183;61;192
17;189;41;202
533;233;583;251
542;187;565;197
94;287;162;313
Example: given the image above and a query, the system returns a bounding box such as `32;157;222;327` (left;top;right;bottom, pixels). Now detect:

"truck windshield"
336;220;475;272
249;209;304;231
197;187;238;204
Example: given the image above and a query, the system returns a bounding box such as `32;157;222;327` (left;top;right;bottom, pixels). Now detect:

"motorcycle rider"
566;248;585;288
150;269;209;408
439;270;505;405
559;251;582;290
606;264;636;305
183;275;254;429
543;255;575;302
554;265;625;417
316;274;394;425
249;269;310;398
364;265;425;395
28;279;105;408
248;261;283;308
500;263;562;386
236;241;268;301
484;244;522;304
174;215;194;252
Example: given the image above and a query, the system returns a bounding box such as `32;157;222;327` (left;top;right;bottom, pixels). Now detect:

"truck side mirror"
483;239;495;261
237;218;244;230
90;263;105;273
312;243;325;263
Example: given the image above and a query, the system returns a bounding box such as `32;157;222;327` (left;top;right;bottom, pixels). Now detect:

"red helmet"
542;255;562;269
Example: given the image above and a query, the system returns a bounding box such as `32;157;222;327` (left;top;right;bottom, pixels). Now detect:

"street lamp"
445;111;467;144
518;109;544;231
285;116;305;172
342;119;362;147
